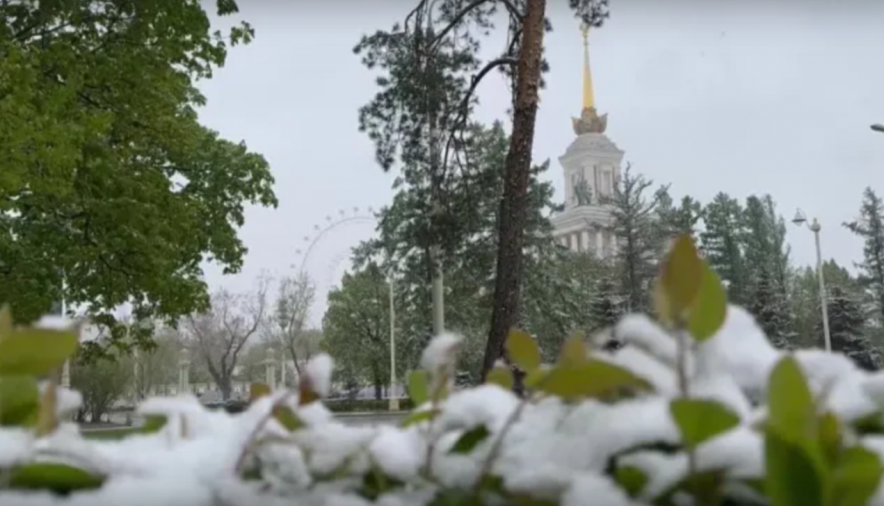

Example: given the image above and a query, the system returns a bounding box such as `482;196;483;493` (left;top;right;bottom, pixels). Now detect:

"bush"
5;236;884;505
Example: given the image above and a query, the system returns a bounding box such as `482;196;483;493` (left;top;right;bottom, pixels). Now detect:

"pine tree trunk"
481;0;547;384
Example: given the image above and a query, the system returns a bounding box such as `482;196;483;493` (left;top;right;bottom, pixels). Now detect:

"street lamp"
792;209;831;352
871;124;884;133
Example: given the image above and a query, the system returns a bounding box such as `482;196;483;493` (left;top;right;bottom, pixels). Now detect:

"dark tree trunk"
482;0;547;383
373;366;383;400
220;377;232;401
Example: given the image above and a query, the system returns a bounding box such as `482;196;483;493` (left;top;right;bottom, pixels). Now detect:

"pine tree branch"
430;0;522;51
442;56;517;176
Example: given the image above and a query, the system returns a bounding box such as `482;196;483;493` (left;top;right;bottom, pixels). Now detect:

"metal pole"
60;293;71;388
389;274;399;411
811;219;832;351
431;247;445;335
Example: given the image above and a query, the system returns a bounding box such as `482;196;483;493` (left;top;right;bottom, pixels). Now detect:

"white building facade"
551;26;622;259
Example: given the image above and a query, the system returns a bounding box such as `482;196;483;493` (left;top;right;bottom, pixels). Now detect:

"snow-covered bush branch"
4;237;884;505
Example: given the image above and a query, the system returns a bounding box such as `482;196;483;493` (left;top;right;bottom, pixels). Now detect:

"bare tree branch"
182;275;270;400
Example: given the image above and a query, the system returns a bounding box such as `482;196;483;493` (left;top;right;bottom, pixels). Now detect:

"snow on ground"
6;305;884;505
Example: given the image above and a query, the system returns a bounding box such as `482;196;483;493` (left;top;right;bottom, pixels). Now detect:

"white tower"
551;24;623;259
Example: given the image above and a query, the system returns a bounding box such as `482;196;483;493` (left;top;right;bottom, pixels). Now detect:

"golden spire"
571;23;607;135
581;23;595;110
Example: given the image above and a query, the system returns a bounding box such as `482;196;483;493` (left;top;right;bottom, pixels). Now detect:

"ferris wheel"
292;207;379;326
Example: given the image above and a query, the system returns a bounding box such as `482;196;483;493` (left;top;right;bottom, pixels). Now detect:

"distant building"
552;26;623;259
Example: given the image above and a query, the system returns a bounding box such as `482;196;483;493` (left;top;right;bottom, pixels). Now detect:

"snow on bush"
3;237;884;505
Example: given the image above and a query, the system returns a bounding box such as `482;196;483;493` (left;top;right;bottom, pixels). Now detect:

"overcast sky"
195;1;884;326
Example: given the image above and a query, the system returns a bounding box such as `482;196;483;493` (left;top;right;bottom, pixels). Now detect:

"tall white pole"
389;273;399;411
431;247;444;335
811;219;832;352
60;293;71;388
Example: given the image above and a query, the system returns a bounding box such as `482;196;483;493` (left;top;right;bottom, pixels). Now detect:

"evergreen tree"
742;196;792;347
655;188;702;242
353;123;561;379
700;193;747;305
789;260;862;349
844;187;884;325
606;165;663;313
824;286;881;371
588;269;624;331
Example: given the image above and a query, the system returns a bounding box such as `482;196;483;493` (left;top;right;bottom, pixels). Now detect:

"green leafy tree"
824;286;880;371
700;193;747;305
71;351;133;423
323;264;399;400
844;187;884;326
606;165;662;313
0;0;276;352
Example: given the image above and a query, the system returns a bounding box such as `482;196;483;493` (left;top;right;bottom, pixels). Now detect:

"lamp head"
872;124;884;133
792;209;807;226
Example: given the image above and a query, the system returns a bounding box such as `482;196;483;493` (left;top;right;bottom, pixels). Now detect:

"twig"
473;395;530;491
233;391;296;474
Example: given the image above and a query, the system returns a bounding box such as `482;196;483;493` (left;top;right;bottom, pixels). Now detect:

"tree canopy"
0;0;276;350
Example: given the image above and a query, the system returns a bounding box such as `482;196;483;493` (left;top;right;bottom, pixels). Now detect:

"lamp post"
388;271;398;411
792;209;831;352
871;124;884;133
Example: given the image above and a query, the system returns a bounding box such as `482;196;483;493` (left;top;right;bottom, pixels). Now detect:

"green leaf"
614;465;648;498
407;370;430;405
141;415;168;433
0;328;78;376
557;336;587;367
0;375;40;426
660;235;704;316
670;398;740;450
449;425;491;454
687;263;728;341
832;446;883;506
764;430;826;506
9;463;105;494
273;406;304;431
399;409;439;427
486;366;514;390
766;356;815;442
819;411;841;465
248;383;271;403
537;361;652;400
505;329;540;373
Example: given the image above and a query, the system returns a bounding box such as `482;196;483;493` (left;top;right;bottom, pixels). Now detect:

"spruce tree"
656;188;702;242
824;286;881;371
742;196;792;347
700;193;747;305
606;165;662;313
844;187;884;326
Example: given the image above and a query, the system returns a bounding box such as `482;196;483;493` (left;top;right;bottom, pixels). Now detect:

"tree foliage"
606;165;662;313
700;193;747;305
825;285;880;371
71;351;133;423
742;196;792;347
845;187;884;325
322;264;398;400
0;0;276;350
